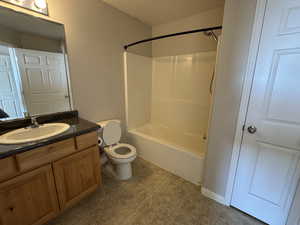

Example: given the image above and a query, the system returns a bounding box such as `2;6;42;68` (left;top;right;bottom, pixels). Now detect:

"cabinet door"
53;146;101;210
0;165;59;225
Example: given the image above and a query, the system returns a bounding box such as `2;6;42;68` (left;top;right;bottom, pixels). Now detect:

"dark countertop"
0;113;100;159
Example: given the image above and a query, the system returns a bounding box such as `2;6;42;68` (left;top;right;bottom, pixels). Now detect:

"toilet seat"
105;143;136;159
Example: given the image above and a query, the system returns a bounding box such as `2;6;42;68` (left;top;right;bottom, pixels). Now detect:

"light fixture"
34;0;47;9
0;0;48;15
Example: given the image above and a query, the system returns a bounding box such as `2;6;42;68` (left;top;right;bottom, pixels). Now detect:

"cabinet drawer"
16;138;76;172
0;157;19;182
76;131;98;150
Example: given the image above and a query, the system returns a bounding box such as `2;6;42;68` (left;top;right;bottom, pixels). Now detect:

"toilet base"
116;163;132;180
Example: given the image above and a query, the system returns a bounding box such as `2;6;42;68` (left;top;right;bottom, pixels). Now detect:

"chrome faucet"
30;116;40;128
24;112;40;128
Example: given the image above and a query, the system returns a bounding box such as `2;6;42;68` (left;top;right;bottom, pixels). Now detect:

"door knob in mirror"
247;126;257;134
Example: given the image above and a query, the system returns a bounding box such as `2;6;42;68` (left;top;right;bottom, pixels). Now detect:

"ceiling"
102;0;225;26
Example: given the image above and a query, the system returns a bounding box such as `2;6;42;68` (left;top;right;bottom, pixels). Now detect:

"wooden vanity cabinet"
53;145;101;210
76;131;98;150
0;131;100;225
0;165;59;225
16;138;76;172
0;157;19;182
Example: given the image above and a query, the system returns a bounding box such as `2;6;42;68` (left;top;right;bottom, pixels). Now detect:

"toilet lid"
105;143;136;159
102;121;121;145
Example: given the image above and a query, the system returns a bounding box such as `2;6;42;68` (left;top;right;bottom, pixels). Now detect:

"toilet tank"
96;120;121;146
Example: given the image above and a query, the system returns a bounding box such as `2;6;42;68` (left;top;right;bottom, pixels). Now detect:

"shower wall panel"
125;52;152;129
151;51;216;142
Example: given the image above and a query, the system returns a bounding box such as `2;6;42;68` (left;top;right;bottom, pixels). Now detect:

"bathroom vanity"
0;5;102;225
0;112;101;225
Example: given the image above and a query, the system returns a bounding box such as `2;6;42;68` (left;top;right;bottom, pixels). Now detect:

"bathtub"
127;123;206;185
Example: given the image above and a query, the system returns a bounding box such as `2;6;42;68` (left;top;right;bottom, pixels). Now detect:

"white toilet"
97;120;137;180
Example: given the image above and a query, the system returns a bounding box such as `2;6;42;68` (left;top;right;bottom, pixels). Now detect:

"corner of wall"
201;187;228;206
203;0;258;199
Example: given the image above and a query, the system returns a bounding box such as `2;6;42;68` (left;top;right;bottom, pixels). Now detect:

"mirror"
0;6;72;121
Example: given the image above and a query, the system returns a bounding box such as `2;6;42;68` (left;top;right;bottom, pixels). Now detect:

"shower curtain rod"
124;25;222;50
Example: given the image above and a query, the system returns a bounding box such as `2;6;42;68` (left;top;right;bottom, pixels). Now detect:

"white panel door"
231;0;300;224
0;54;23;119
287;180;300;225
15;49;70;115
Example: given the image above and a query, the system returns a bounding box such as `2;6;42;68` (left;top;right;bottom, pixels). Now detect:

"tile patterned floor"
46;158;264;225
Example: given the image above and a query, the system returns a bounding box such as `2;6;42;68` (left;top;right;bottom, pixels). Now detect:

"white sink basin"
0;123;70;144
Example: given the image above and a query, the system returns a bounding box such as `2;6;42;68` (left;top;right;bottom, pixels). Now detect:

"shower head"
204;31;218;42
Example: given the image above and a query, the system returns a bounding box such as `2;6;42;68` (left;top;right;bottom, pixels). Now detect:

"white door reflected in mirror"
15;48;71;116
0;6;72;121
0;46;72;120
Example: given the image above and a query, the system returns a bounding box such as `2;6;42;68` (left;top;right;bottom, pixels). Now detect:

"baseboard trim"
201;187;227;206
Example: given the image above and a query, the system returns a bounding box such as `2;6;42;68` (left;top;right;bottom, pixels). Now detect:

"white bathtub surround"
125;53;152;130
151;52;216;138
128;126;205;185
133;123;205;157
124;51;217;184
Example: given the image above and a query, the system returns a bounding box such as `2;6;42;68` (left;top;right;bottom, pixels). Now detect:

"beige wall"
47;0;152;123
19;33;62;52
152;7;224;57
203;0;258;197
0;0;152;123
0;25;21;46
0;24;62;52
